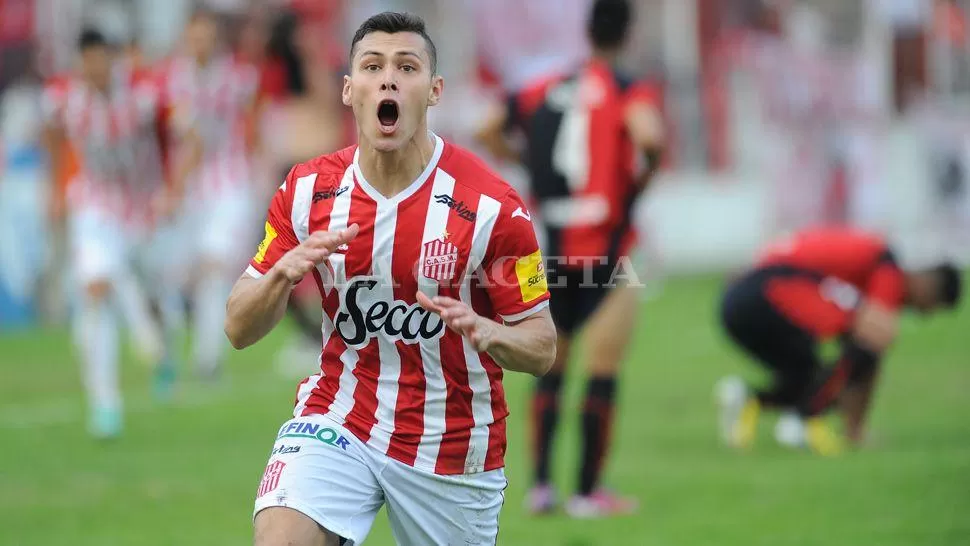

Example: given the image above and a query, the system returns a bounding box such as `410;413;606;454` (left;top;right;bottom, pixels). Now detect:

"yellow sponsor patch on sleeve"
515;249;548;303
254;221;277;264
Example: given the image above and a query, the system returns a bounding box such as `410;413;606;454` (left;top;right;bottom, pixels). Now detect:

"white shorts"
253;414;507;546
69;208;146;285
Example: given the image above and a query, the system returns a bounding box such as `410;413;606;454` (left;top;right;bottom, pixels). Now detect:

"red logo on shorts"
422;237;459;281
257;460;286;498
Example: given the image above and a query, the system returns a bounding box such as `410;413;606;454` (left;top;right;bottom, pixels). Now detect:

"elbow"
224;315;252;350
531;329;559;377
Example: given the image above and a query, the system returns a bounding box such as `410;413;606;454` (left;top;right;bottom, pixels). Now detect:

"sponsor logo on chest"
334;278;445;349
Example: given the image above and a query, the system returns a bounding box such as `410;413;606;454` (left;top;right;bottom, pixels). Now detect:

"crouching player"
717;228;962;455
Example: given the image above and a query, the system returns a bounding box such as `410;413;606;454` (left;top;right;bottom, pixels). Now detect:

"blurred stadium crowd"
1;0;969;330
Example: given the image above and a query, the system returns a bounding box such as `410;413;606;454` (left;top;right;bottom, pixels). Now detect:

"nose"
380;76;398;92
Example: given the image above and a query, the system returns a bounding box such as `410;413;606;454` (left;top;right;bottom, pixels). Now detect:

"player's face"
81;46;111;90
908;272;941;314
343;32;443;152
188;16;219;60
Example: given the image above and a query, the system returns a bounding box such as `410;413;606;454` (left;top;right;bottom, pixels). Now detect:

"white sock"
192;273;231;374
77;300;121;411
114;271;163;363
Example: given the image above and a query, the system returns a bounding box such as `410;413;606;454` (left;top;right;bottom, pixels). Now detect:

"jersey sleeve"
481;189;551;323
864;251;906;311
246;168;301;278
624;81;663;110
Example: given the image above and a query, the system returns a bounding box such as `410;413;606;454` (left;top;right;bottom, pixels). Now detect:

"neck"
357;130;436;199
591;48;620;65
195;53;212;68
88;78;110;95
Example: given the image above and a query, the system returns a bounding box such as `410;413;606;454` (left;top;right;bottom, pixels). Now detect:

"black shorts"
720;267;823;410
548;264;616;336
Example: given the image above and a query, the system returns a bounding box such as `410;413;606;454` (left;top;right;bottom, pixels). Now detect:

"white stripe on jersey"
326;165;358;422
293;373;323;416
459;193;502;473
367;199;402;455
292;173;317;243
414;168;457;469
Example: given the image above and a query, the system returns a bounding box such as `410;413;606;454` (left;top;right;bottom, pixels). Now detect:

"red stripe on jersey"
341;187;381;442
294;377;311;406
302;329;347;416
302;181;351;417
433;185;481;474
386;184;434;465
484;355;509;471
561;63;624;260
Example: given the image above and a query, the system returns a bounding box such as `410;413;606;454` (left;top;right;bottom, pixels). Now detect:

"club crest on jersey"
257;460;285;498
422;235;460;281
334;277;445;348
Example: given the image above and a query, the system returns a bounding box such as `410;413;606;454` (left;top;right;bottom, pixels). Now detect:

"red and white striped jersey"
246;135;551;475
160;55;259;199
41;68;166;222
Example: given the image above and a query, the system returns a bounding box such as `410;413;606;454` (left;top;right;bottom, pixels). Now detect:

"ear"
342;75;352;107
428;75;444;107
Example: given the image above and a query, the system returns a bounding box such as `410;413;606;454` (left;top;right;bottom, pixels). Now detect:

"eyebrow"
358;50;424;63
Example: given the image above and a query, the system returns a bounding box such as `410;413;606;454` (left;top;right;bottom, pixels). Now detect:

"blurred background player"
158;8;260;384
259;6;352;377
477;0;665;518
717;227;962;456
40;29;178;438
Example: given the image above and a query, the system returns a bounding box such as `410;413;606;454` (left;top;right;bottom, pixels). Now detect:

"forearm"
224;269;294;349
840;342;882;445
486;319;557;376
171;134;203;198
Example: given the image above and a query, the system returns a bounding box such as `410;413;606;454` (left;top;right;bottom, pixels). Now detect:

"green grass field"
1;275;968;546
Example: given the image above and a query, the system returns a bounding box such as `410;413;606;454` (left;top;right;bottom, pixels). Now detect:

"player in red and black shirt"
477;0;664;518
717;228;962;456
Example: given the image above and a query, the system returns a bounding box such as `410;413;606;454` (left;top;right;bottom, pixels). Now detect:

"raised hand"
272;224;359;283
416;292;499;352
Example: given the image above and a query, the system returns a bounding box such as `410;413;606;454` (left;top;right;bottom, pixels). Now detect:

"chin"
367;127;413;153
371;136;404;153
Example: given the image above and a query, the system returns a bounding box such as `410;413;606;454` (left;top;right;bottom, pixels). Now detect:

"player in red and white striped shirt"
225;12;557;546
157;8;261;382
41;30;184;438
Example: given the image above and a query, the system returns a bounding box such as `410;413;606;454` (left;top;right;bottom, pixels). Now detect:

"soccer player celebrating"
225;13;557;546
159;8;260;382
717;228;962;456
476;0;664;517
41;30;182;437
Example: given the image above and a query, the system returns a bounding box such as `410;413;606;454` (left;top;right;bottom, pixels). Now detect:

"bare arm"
837;339;883;446
624;101;665;191
225;225;359;349
483;309;557;375
224;270;294;350
170;128;203;200
417;293;557;376
41;124;68;224
841;368;880;446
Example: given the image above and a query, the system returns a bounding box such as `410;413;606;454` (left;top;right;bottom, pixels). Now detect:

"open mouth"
377;100;399;133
